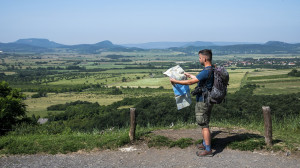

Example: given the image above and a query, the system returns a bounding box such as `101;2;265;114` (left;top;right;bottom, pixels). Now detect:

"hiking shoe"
196;143;206;150
196;150;213;157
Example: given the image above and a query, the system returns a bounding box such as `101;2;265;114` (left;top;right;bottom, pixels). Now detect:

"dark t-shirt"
196;66;214;102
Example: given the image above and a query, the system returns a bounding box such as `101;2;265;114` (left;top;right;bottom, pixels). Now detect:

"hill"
170;41;300;55
1;38;300;54
0;42;52;53
121;41;215;49
15;38;64;48
0;39;139;54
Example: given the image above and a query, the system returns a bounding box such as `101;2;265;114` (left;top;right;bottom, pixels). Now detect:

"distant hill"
15;38;65;48
1;39;299;54
120;41;257;49
170;41;300;55
0;39;140;54
121;41;214;49
0;42;53;53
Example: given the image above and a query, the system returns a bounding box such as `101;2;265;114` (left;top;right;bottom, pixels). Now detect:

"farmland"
1;51;300;117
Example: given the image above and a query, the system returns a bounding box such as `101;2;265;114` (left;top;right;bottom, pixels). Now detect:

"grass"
0;128;131;155
24;92;124;117
227;136;265;151
1;120;299;155
243;68;300;95
109;77;172;89
227;71;250;93
210;115;300;152
146;135;194;149
45;71;163;86
253;80;300;95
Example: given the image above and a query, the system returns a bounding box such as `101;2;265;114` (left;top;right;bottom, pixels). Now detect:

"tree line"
1;81;300;135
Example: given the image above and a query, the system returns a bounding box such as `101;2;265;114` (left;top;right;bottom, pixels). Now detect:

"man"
170;49;214;157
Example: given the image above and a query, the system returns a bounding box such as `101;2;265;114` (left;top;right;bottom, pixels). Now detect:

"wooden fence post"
129;108;136;143
262;106;272;146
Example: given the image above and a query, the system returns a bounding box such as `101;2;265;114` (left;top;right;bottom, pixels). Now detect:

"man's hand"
184;72;196;79
170;78;177;85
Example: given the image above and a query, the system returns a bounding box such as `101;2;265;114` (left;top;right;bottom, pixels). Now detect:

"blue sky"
1;0;300;45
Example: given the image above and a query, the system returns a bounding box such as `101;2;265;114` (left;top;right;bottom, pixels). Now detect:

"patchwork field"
246;68;300;95
23;67;300;117
2;52;300;118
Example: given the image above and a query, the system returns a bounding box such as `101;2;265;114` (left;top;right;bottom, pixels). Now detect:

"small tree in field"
0;81;27;135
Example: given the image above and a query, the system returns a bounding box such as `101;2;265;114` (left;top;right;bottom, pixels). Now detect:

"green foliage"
227;137;265;151
147;135;172;148
170;138;194;149
110;87;123;95
288;69;300;77
47;100;94;111
147;135;194;149
0;127;136;155
0;81;28;135
10;122;66;135
31;91;47;98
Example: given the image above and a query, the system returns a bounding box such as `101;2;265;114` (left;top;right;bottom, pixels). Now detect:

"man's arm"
170;76;199;85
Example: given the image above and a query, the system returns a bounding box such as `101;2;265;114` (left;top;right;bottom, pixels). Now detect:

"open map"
163;65;192;110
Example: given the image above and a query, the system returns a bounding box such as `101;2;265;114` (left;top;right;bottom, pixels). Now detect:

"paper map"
163;65;192;110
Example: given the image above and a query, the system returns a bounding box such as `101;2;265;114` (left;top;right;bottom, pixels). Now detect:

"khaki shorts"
195;102;213;128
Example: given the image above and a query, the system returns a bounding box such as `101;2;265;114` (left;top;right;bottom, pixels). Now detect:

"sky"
1;0;300;45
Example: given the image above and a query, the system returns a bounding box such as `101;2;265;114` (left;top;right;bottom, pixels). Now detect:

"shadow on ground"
211;131;262;155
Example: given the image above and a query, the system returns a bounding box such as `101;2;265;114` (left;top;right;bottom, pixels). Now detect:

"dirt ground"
152;127;300;159
1;127;300;168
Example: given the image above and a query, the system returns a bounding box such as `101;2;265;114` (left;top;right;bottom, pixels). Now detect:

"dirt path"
1;127;300;168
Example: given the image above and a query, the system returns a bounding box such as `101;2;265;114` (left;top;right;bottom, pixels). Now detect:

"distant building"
288;62;296;66
37;118;48;124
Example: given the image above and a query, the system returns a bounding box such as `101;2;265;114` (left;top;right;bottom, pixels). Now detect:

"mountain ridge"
1;38;300;54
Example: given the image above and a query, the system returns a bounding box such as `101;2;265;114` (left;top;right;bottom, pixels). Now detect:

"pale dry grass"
24;92;123;117
253;80;300;95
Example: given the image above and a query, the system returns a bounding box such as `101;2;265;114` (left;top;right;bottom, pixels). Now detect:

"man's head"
198;49;212;66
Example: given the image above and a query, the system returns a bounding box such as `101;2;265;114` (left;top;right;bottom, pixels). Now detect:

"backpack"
208;66;229;104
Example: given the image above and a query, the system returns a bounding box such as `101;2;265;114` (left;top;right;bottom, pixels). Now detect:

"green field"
245;68;300;95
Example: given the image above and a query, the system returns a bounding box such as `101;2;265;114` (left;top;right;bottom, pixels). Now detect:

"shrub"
0;81;27;135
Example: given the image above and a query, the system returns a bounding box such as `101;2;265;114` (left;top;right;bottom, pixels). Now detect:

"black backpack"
209;66;229;104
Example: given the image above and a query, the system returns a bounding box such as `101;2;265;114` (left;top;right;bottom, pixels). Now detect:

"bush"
31;91;47;98
0;81;27;135
110;87;122;95
47;100;94;111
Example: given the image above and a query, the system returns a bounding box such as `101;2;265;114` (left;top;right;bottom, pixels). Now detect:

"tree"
0;81;27;135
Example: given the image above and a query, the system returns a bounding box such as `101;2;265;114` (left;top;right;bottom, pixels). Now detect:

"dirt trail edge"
1;127;300;168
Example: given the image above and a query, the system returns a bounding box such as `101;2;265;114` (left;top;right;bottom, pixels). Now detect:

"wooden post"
129;108;136;143
262;106;272;146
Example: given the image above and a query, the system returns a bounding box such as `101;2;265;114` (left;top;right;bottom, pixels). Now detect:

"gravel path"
1;144;300;168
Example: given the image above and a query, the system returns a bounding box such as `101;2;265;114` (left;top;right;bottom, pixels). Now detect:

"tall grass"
0;127;137;155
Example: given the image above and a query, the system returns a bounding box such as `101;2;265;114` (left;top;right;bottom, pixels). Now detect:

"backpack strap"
201;66;214;104
202;66;214;90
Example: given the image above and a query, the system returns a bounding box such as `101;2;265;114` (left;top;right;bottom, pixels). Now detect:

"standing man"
170;49;214;157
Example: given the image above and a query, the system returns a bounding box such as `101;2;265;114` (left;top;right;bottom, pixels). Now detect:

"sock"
205;145;211;151
202;140;206;147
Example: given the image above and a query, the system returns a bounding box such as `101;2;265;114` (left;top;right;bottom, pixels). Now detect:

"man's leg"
202;128;211;146
196;102;213;157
